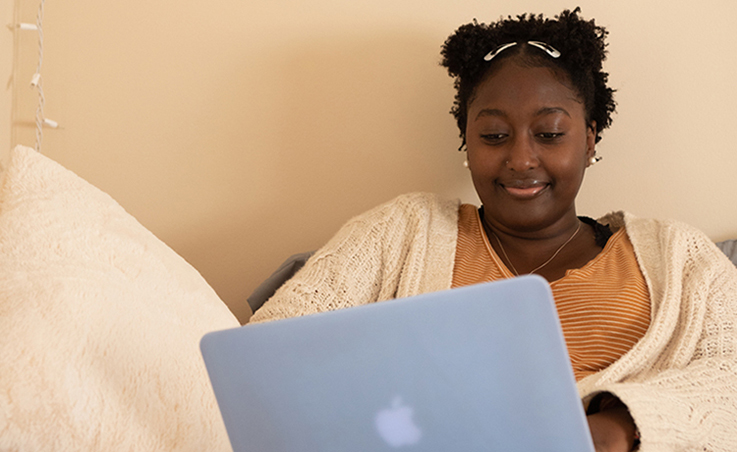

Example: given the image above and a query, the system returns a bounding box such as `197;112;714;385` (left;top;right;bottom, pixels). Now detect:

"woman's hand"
587;405;638;452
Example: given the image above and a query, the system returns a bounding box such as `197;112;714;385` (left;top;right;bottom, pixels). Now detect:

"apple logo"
374;396;423;448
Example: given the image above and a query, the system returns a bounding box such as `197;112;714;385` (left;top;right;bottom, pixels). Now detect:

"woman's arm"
250;193;459;323
582;218;737;451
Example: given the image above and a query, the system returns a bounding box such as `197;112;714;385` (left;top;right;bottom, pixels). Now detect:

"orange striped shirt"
452;204;651;381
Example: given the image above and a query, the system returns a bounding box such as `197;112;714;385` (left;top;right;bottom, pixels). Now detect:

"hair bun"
439;9;616;145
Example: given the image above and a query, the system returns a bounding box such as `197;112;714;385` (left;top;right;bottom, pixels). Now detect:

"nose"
505;136;538;171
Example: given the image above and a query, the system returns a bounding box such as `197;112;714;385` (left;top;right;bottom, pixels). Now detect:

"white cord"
14;1;61;152
32;0;47;152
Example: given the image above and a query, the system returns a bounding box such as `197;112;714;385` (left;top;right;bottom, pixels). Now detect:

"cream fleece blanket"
0;146;238;451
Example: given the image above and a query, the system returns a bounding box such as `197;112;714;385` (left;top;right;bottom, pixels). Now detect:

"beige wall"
6;0;737;322
1;1;14;158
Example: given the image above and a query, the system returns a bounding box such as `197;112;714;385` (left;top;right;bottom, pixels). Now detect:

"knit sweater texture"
251;192;737;452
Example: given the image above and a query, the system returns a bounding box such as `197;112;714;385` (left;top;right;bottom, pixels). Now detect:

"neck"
480;207;581;243
480;209;584;277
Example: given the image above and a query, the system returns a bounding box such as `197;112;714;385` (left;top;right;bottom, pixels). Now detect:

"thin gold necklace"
486;219;582;276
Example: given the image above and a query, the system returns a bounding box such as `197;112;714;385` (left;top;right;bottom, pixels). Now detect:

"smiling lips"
499;179;549;199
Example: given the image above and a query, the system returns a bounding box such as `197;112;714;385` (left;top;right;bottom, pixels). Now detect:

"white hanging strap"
19;0;58;152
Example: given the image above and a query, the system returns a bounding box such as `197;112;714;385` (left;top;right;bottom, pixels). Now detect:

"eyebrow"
474;106;571;121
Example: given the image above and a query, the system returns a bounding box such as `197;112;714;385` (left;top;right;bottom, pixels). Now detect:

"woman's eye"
537;132;565;140
480;133;507;142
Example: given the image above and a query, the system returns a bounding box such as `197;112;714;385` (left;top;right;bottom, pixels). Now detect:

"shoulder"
313;192;461;261
346;192;461;228
598;211;711;242
599;211;734;273
367;192;460;215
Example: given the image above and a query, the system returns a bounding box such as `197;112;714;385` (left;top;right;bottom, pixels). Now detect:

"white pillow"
0;146;239;451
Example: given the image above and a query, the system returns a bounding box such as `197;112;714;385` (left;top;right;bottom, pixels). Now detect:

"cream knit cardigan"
252;192;737;452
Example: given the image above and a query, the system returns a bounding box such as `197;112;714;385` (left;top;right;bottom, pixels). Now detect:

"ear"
585;121;597;166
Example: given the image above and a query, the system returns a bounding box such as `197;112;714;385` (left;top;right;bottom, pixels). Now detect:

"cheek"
466;153;498;185
554;136;592;175
557;151;587;169
465;153;492;187
466;141;504;167
551;156;588;191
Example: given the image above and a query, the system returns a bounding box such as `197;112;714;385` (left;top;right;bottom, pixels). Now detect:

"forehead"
468;61;585;119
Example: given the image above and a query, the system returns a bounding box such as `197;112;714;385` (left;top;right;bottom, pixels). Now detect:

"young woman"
251;9;737;452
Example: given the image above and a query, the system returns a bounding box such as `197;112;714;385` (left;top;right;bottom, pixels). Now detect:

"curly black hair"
440;8;616;145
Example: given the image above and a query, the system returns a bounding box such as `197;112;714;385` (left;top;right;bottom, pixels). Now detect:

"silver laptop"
200;275;595;452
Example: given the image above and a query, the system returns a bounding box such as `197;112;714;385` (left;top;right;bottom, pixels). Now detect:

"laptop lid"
201;275;595;452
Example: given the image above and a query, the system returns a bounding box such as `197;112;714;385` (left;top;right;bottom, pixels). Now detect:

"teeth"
504;184;545;197
503;180;544;188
